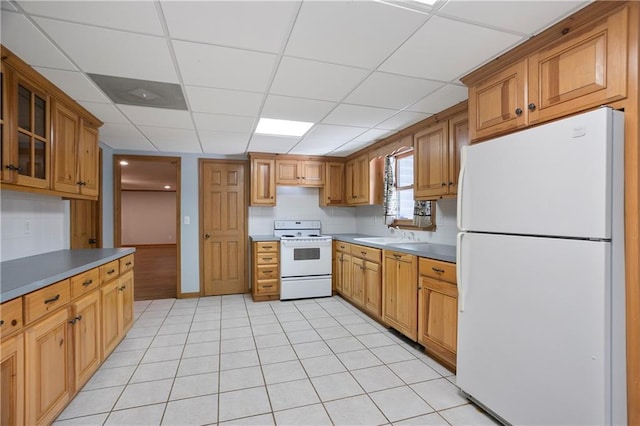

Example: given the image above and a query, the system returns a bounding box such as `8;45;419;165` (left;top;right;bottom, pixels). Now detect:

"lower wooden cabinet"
101;279;122;359
418;258;458;371
120;270;134;334
362;260;382;318
251;241;280;301
383;250;418;340
335;243;383;321
24;308;72;426
1;333;24;426
71;291;101;391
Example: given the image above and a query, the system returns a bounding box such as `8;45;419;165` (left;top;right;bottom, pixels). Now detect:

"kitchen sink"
352;237;421;245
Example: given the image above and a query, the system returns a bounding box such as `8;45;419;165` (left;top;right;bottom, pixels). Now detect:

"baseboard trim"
178;292;200;299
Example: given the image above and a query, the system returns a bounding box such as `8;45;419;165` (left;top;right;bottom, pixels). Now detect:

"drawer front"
24;279;71;324
256;242;278;253
352;245;381;263
257;265;279;280
100;260;120;284
255;279;279;295
419;258;456;283
257;252;278;265
335;241;351;253
0;297;23;338
119;254;135;273
385;250;415;263
70;268;100;299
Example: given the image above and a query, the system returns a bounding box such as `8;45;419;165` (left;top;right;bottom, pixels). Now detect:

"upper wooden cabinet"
250;156;276;206
1;46;102;199
346;154;382;205
320;161;346;206
414;110;469;200
275;159;324;186
465;4;628;141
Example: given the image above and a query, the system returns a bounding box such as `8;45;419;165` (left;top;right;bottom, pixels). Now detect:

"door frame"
113;155;182;298
198;158;249;296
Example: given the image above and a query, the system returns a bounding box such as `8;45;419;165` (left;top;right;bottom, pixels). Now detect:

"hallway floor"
54;295;496;425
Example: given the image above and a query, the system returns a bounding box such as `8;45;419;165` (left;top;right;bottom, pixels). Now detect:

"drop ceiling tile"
1;1;17;11
173;40;276;92
437;1;588;35
33;67;109;103
302;124;367;145
270;57;369;102
78;102;129;124
379;16;523;81
199;131;251;155
288;141;344;156
352;129;395;143
376;111;432;131
285;1;427;68
185;86;263;116
193;113;255;133
322;104;397;128
1;11;77;70
329;141;371;157
99;123;156;151
407;84;468;114
18;1;163;35
34;17;178;83
261;95;336;123
138;126;201;153
161;1;299;53
247;135;300;154
345;72;444;110
119;105;193;129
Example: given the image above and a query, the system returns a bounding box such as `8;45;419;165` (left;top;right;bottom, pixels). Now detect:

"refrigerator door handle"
457;147;467;231
457;232;465;312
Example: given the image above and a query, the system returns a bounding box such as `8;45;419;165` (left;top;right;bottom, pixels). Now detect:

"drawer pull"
432;267;445;273
262;270;273;274
69;315;82;324
0;320;3;326
263;257;273;261
262;285;273;288
393;254;401;259
44;294;60;304
361;251;367;256
83;279;93;286
126;262;132;266
107;269;116;275
11;319;17;326
263;245;272;249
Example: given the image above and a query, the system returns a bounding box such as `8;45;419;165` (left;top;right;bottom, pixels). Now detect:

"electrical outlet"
24;219;31;235
184;216;190;225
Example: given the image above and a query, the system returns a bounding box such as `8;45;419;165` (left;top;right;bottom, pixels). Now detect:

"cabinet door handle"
515;107;523;116
432;267;445;273
69;315;82;324
107;269;116;275
126;262;132;266
82;279;93;286
5;164;22;172
119;285;127;291
44;294;60;304
0;320;4;326
528;103;537;111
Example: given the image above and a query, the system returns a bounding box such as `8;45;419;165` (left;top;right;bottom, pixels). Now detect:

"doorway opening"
114;155;181;300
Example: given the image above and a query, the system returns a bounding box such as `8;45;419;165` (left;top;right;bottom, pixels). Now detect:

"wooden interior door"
71;199;99;249
201;161;247;295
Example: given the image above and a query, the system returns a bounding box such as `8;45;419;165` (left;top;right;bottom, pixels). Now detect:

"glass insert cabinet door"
5;73;50;188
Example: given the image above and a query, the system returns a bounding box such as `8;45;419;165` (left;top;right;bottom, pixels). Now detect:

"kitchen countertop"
249;233;456;263
1;248;135;303
331;234;456;263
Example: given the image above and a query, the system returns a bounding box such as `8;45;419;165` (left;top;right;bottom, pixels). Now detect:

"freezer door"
458;108;621;239
457;232;616;425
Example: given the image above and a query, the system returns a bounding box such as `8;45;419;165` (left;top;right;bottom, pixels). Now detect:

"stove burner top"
281;234;296;238
308;234;321;237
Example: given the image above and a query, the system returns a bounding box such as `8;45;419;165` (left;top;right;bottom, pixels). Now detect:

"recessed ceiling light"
255;118;314;137
120;160;129;166
164;185;171;189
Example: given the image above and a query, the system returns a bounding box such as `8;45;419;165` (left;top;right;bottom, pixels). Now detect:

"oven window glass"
293;247;320;260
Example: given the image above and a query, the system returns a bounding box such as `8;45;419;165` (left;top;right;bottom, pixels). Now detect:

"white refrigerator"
456;107;626;425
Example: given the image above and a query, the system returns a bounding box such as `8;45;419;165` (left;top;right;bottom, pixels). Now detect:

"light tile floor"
54;295;497;426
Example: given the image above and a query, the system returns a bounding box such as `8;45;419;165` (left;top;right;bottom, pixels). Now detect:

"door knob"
88;238;97;244
204;233;211;239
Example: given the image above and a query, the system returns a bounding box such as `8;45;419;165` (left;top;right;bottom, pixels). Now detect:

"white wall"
249;186;357;235
355;198;458;246
0;190;69;261
121;191;176;245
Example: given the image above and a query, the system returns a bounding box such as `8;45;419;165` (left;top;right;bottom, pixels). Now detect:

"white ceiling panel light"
161;1;300;53
285;1;427;68
0;11;77;71
255;118;314;137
